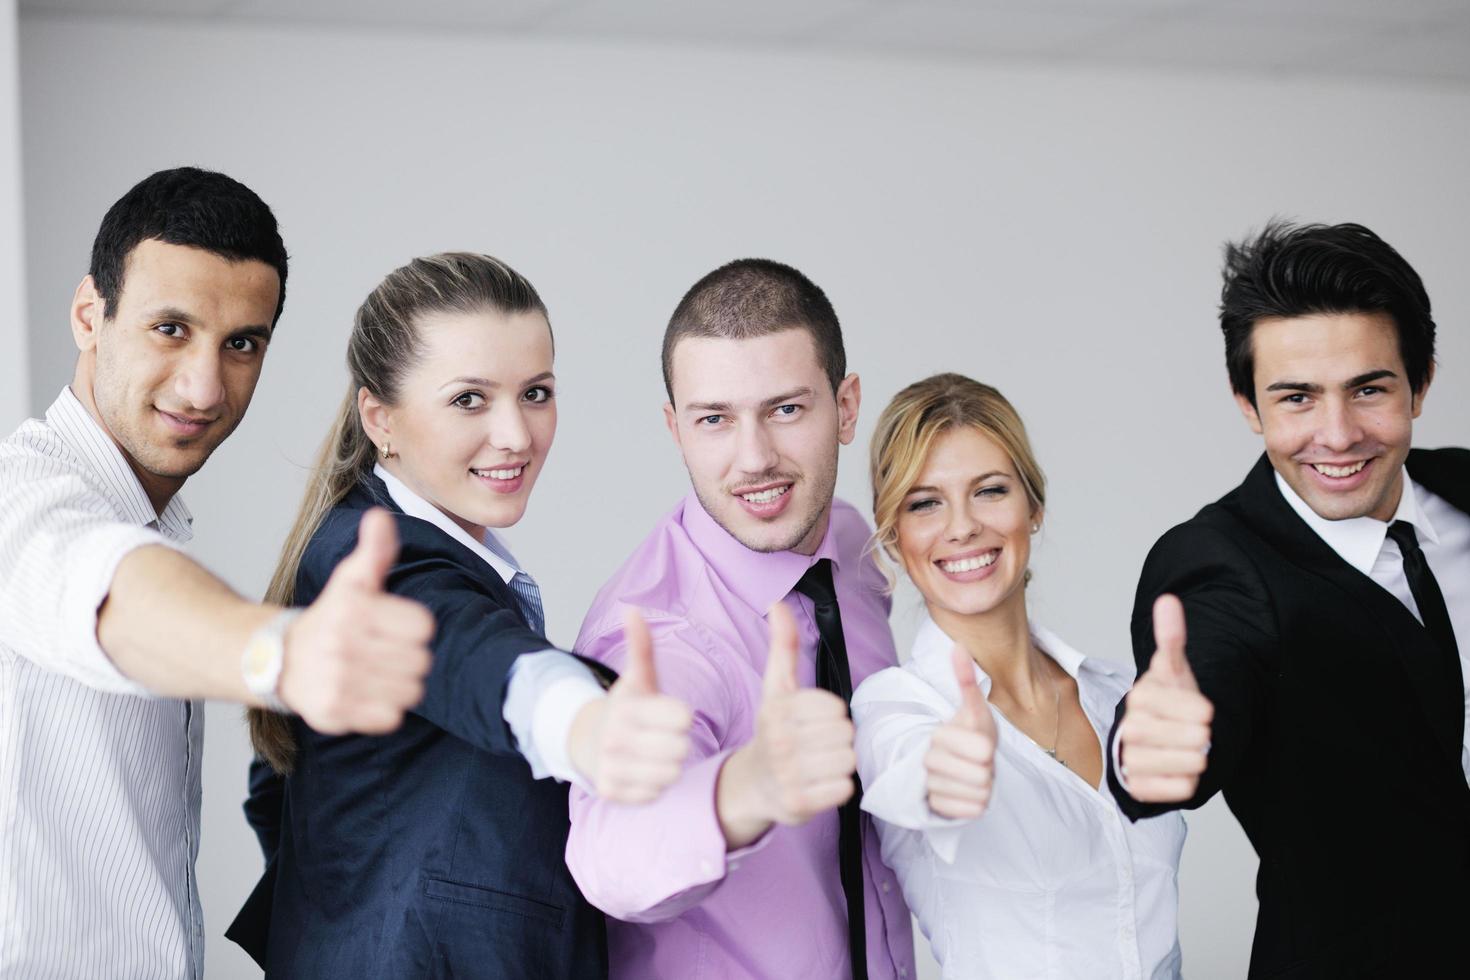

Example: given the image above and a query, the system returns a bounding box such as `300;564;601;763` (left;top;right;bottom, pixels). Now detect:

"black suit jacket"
1106;448;1470;978
227;474;610;979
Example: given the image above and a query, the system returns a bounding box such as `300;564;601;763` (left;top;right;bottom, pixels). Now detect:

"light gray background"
8;8;1470;980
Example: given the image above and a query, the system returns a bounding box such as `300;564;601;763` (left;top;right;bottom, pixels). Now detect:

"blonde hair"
249;252;548;774
869;373;1046;590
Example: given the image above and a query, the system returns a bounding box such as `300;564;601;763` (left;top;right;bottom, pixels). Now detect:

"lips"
155;408;215;436
733;481;794;519
934;547;1001;583
470;462;529;495
1301;456;1375;491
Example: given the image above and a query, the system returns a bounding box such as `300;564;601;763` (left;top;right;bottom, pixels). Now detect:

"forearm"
98;545;275;702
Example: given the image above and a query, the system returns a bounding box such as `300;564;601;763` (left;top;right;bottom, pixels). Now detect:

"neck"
69;369;179;518
929;592;1049;705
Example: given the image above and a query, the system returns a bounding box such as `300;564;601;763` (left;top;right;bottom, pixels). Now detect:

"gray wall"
1;0;25;423
17;13;1470;979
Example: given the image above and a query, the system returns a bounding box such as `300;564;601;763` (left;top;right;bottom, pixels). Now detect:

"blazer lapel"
1233;454;1463;760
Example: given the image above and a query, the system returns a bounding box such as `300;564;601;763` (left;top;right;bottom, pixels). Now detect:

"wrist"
242;608;300;712
567;698;606;783
716;744;774;849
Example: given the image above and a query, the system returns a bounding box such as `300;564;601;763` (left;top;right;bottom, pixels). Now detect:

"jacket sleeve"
1108;521;1279;820
565;614;770;922
243;757;285;861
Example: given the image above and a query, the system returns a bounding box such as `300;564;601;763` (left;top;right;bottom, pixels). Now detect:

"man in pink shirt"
566;259;916;979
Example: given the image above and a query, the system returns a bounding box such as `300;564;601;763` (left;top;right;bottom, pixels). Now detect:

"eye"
452;391;485;410
1356;386;1383;398
226;336;260;354
155;322;186;339
772;404;801;419
523;385;554;404
905;498;938;513
698;415;724;426
1281;393;1309;405
976;485;1008;498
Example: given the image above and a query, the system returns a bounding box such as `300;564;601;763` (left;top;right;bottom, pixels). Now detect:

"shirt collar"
1273;466;1437;575
47;386;194;543
909;612;1124;698
373;463;517;584
680;489;843;615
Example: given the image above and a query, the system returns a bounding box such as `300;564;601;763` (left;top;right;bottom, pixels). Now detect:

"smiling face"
1235;311;1426;523
361;307;556;538
895;425;1039;625
71;239;282;510
664;328;860;555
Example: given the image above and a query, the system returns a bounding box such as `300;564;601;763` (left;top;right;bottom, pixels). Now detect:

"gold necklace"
1039;656;1066;768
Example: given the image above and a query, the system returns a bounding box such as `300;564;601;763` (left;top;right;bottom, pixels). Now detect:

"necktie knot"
793;559;840;609
1388;519;1422;558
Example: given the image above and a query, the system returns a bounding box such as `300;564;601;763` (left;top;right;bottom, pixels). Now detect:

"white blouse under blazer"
853;615;1187;980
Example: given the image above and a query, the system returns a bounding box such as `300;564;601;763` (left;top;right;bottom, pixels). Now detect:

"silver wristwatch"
242;609;301;712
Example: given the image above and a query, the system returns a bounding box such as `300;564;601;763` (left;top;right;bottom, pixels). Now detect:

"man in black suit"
1107;221;1469;978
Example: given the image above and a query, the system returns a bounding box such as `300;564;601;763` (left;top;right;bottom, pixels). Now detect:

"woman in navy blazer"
230;253;691;979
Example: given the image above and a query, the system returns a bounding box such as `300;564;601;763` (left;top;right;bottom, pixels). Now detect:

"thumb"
614;607;659;696
329;508;398;593
762;601;801;698
1149;594;1195;688
951;646;995;735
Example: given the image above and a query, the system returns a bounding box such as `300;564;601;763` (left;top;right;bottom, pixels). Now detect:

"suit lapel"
1233;453;1463;760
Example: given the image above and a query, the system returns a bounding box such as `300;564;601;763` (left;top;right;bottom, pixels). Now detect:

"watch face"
244;637;277;678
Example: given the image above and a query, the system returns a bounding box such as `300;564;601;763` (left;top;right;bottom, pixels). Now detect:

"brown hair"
869;373;1046;590
660;258;845;402
249;252;548;774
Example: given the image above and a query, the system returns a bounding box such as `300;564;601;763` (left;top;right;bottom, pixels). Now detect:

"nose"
1318;397;1365;453
174;350;226;413
944;499;980;544
734;419;780;477
488;400;531;454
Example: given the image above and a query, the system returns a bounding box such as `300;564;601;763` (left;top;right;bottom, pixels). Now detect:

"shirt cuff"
859;732;972;864
504;650;606;787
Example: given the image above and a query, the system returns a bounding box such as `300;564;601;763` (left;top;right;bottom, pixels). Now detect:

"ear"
1030;504;1045;533
70;276;104;353
662;401;682;449
358;386;392;449
1233;390;1264;435
835;373;862;446
1411;363;1433;419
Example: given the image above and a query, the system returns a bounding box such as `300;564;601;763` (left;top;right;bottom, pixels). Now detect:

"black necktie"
1387;520;1463;699
792;559;867;980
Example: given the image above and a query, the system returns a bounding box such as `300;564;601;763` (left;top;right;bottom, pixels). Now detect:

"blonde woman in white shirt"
852;373;1187;979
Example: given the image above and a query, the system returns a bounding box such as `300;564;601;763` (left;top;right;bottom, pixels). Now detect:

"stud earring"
1031;523;1040;534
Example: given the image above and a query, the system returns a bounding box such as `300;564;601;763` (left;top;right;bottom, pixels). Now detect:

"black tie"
1387;520;1463;701
792;559;868;980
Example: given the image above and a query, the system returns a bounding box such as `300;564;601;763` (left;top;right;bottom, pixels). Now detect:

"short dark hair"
1219;220;1435;405
89;166;289;325
661;258;846;401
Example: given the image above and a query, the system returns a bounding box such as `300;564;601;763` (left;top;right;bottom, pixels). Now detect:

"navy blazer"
229;475;608;979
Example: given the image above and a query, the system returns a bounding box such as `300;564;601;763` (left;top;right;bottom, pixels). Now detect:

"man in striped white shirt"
0;168;436;978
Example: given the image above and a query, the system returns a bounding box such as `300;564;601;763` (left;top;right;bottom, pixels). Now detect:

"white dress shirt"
372;464;605;783
854;616;1187;980
1;388;203;979
1275;468;1470;781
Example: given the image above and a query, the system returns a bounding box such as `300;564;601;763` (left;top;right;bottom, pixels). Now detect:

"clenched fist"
279;508;436;735
925;646;998;820
718;602;859;847
1118;594;1213;803
569;607;694;805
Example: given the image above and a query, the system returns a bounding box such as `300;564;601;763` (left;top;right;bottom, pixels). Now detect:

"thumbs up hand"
569;607;693;804
278;508;436;735
924;647;998;820
746;601;859;825
1117;594;1214;803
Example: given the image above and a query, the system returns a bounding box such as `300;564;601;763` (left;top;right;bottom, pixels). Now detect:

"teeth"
940;552;998;573
1313;461;1367;478
473;465;524;480
741;486;789;504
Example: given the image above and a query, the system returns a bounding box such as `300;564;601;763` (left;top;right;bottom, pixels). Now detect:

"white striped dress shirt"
1;388;203;979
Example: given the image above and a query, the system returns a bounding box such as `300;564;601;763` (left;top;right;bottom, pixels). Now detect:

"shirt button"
881;880;891;893
699;859;715;877
899;968;908;978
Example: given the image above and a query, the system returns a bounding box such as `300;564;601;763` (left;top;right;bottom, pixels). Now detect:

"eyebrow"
441;371;555;390
683;387;815;414
1265;369;1398;395
905;471;1010;495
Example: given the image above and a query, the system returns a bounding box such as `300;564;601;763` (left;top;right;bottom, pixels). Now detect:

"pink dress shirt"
566;492;916;980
